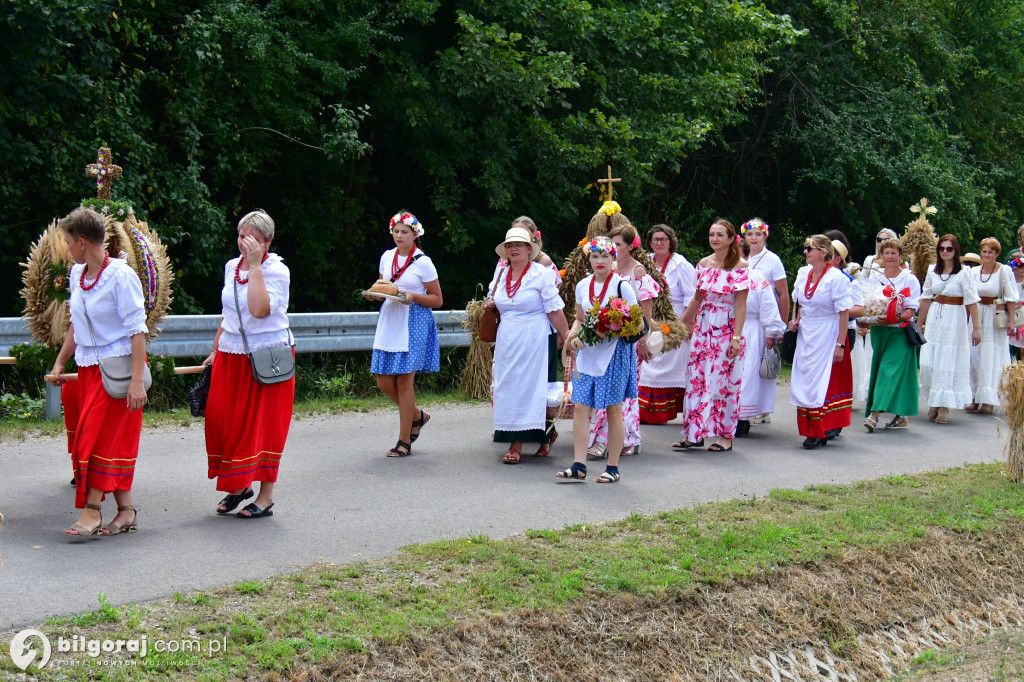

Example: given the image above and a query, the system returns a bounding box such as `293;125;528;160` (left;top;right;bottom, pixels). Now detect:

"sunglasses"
938;246;955;253
803;245;814;253
876;236;888;242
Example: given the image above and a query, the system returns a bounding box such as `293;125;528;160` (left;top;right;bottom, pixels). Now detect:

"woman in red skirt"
51;208;150;539
203;210;294;519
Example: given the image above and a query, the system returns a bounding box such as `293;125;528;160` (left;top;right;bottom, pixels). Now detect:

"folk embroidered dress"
67;258;149;509
790;265;854;437
738;269;786;419
681;265;750;442
970;263;1019;405
489;265;564;443
589;271;659;449
639;253;696;423
864;268;921;417
371;248;440;375
206;254;294;493
919;266;980;408
571;274;639;410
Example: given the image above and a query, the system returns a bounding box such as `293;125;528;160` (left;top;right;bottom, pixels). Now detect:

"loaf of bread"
369;280;399;296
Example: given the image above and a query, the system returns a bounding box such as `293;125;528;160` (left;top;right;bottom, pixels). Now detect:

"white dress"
971;264;1019;405
639;253;696;389
919;266;980;408
790;265;853;408
490;265;564;433
849;263;871;401
747;248;787;321
738;270;787;418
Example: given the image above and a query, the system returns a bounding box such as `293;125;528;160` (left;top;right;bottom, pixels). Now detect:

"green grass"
3;462;1022;680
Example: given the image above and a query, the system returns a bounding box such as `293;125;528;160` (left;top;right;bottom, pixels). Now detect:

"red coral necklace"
803;263;831;299
506;261;531;298
391;246;418;280
589;273;613;306
235;252;270;285
79;253;111;291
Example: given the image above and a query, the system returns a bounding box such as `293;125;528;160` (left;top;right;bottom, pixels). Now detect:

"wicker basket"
546;353;575;419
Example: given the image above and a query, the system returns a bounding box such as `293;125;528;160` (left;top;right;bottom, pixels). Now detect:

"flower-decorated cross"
597;165;621;202
85;147;123;200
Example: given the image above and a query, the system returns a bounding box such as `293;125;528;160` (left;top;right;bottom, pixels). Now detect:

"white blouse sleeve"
539;267;565;313
1001;264;1020;303
263;259;291;317
903;271;921;309
921;270;935;299
113;266;149;337
760;283;787;337
832;273;853;313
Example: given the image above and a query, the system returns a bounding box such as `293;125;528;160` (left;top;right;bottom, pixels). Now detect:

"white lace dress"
971;264;1019;405
919;267;980;408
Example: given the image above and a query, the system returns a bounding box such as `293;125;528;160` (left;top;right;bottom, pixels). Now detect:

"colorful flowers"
578;297;644;347
660;323;670;334
599;200;621;217
740;218;769;237
586;236;616;256
389;212;424;236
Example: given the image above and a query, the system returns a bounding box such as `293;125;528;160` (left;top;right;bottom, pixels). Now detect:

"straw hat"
496;226;541;261
961;252;982;266
830;240;849;262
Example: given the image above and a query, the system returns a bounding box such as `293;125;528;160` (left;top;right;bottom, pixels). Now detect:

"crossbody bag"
233;280;295;385
80;293;152;400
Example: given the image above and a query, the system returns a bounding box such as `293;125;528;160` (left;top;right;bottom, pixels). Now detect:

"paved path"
0;387;1007;630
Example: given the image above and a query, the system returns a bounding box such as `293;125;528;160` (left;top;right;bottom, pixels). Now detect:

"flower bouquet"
577;297;645;346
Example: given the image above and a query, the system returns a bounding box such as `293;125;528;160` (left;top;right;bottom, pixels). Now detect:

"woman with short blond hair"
968;236;1019;414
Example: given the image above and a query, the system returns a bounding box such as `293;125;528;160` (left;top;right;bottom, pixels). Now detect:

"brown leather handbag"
478;266;505;343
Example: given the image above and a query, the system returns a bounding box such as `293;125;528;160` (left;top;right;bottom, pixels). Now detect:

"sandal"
620;445;639;457
102;506;139;535
885;416;909;429
927;407;939;421
965;403;979;413
237;502;274;519
217;488;254;515
708;442;733;452
935;407;949;424
410;409;431;443
65;503;102;539
586;443;607;460
596;467;621;483
556;462;587;480
534;430;557;457
978;405;994;415
671;439;704;450
864;415;878;432
502;447;522;464
387;440;412;457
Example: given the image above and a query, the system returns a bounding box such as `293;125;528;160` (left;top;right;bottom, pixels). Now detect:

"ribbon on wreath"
883;285;911;325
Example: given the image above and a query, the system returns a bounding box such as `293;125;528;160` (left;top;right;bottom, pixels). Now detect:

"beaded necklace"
235;252;270;285
391;246;418;280
979;263;996;284
589;272;613;306
79;253;111;291
505;261;531;298
657;254;670;274
803;263;831;299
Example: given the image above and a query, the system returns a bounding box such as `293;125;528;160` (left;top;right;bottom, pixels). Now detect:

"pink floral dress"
682;265;750;442
589;271;660;451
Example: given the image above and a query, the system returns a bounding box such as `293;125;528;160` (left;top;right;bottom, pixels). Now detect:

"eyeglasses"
650;237;669;243
803;246;813;253
938;246;955;253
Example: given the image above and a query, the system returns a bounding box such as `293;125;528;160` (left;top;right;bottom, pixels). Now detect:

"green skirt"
493;332;558;443
865;325;920;416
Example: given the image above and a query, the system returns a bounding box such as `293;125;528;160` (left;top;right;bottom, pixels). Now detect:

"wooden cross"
596;165;621;202
85;147;123;200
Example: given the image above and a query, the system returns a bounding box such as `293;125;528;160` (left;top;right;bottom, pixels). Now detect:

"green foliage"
0;392;45;420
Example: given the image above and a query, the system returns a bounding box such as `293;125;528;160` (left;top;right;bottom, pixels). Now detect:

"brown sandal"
102;506;139;535
65;503;102;539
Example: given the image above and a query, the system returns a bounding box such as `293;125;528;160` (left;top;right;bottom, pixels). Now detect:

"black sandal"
237;502;274;519
387;440;412;457
410;409;431;443
216;488;254;515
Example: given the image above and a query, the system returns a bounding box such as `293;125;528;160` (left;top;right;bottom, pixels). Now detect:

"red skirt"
797;341;853;438
638;386;684;424
62;378;81;460
72;365;143;509
205;351;294;492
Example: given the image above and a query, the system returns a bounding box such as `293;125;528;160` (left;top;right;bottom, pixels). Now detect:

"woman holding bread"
364;211;443;457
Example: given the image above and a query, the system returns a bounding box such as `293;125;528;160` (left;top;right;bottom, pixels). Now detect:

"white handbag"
759;344;782;379
993;266;1024;328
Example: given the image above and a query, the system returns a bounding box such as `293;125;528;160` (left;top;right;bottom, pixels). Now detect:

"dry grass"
1000;362;1024;482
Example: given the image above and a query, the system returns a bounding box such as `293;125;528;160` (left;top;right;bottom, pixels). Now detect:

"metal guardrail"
0;310;471;357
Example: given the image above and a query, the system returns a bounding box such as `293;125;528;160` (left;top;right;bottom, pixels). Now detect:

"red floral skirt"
71;365;143;509
205;351;294;492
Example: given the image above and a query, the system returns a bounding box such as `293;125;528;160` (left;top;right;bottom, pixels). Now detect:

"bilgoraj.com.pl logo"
8;629;228;670
9;629;51;671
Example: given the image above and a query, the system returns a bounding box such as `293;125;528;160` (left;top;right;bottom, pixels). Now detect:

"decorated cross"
85;147;123;200
597;165;621;202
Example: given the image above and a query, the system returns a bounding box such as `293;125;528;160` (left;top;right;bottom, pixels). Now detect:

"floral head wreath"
740;218;769;237
586;236;616;256
389;212;424;237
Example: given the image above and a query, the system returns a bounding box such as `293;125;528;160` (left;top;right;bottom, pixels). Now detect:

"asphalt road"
0;386;1008;630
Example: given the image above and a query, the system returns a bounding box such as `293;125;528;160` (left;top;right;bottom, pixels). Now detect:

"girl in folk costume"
967;237;1019;414
51;208;149;538
487;227;568;464
204;210;294;519
863;239;921;431
736;241;786;435
674;219;750;452
365;211;443;457
742;218;790;331
917;235;980;424
822;231;865;440
558;237;639;483
638;224;696;424
789;236;853;449
586;223;659;458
